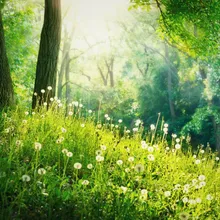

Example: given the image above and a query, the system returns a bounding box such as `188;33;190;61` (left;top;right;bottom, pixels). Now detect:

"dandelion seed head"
87;164;93;169
34;142;42;151
74;162;82;169
38;168;46;175
22;174;31;182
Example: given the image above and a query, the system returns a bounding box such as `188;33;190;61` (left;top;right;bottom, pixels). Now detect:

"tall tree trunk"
32;0;61;109
58;25;74;99
165;43;176;120
65;53;71;106
0;9;14;109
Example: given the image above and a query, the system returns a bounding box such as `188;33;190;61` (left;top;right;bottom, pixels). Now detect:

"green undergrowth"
0;104;220;220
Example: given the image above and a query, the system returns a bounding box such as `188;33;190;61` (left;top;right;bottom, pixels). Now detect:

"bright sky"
62;0;130;50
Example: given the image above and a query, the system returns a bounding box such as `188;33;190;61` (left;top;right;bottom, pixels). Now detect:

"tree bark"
32;0;61;109
65;53;71;105
165;43;176;120
0;9;14;109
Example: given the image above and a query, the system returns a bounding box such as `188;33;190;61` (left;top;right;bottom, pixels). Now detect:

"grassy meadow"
0;98;220;220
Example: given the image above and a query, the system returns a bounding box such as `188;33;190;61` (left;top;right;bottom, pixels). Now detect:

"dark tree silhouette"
32;0;61;109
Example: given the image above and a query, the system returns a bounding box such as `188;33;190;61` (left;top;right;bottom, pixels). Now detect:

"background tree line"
0;0;219;152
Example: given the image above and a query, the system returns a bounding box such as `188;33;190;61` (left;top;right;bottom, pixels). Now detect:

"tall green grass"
0;99;219;219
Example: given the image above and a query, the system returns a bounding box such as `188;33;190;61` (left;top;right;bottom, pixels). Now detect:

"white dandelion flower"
38;168;46;175
74;162;82;169
164;191;171;197
66;152;73;157
116;160;123;165
82;180;89;185
34;142;42;151
147;154;155;161
22;174;31;182
87;164;93;169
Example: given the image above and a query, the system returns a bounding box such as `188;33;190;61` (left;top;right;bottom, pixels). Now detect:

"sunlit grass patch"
0;102;219;219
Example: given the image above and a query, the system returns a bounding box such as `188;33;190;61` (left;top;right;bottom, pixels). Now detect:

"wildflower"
121;186;128;193
172;134;177;138
116;160;123;165
179;212;190;220
165;147;170;151
107;117;111;121
62;149;68;154
193;155;197;159
16;140;22;146
22;174;31;182
115;125;119;128
150;124;155;130
104;114;108;118
175;144;181;149
88;110;92;114
182;197;188;203
125;168;130;173
87;164;93;169
96;155;104;162
32;112;36;115
184;184;190;190
57;99;61;104
126;130;131;133
43;102;47;106
195;159;201;164
133;128;138;132
68;111;73;116
141;142;148;149
164;123;168;128
81;124;85;127
38;168;46;175
141;189;148;195
128;157;134;162
199;181;206;188
101;145;107;151
58;103;62;107
25;111;29;115
118;119;123;123
22;120;27;124
56;138;62;144
47;86;52;90
198;175;206;181
206;194;213;201
134;164;144;173
61;127;67;133
34;92;37;96
196;198;202;203
174;184;181;190
34;142;42;151
82;180;89;185
148;146;154;152
74;162;82;169
216;157;219;161
164;191;171;197
200;150;205;154
79;104;83;108
188;199;196;205
96;150;102;155
41;89;45;94
176;138;180;143
50;98;54;102
192;179;198;185
163;127;168;134
147;154;155;161
66;152;73;157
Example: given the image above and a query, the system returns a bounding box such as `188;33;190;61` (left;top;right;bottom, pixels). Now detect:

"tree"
130;0;220;58
32;0;61;109
0;0;14;109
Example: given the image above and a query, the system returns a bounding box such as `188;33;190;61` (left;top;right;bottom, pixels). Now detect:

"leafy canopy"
130;0;220;58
